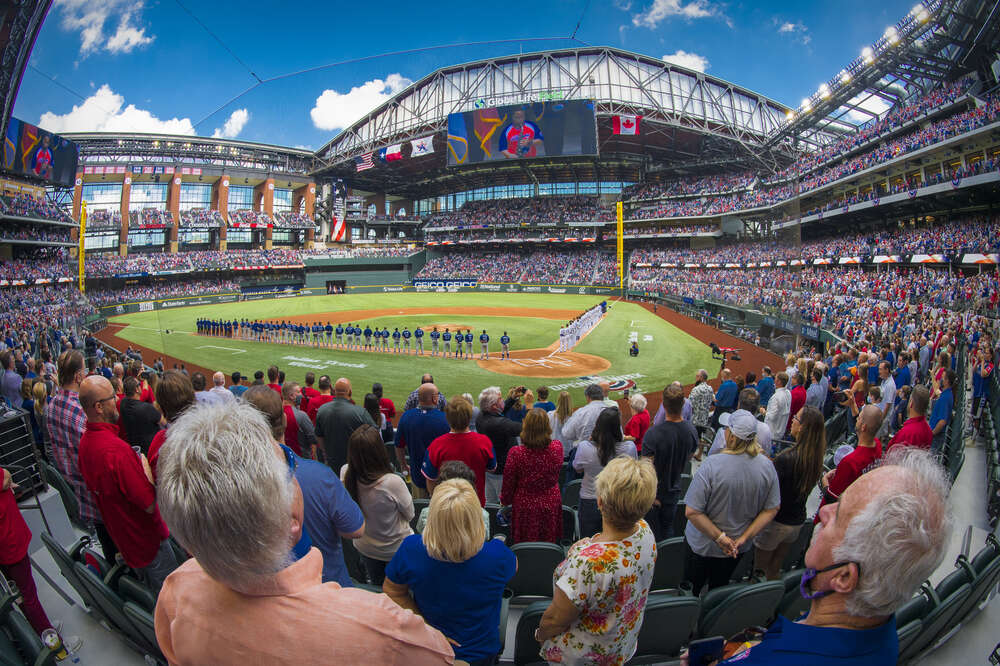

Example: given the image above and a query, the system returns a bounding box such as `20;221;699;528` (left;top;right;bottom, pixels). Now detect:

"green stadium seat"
625;592;700;664
0;594;58;666
953;534;1000;625
697;580;784;639
905;570;972;658
779;521;814;572
560;506;578;547
43;462;85;531
776;569;809;621
118;575;157;614
651;537;685;592
410;498;429;532
512;600;549;665
340;537;367;584
672;501;688;537
38;532;107;625
73;562;158;655
122;602;165;663
561;479;582;510
506;543;564;602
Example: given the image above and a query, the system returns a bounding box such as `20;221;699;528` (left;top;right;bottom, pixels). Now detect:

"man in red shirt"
817;405;884;521
267;365;282;395
422;396;496;506
787;372;807;434
301;372;321;414
887;386;933;451
306;375;334;424
77;376;178;591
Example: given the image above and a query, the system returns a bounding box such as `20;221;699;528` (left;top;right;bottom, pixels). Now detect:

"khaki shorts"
753;520;802;552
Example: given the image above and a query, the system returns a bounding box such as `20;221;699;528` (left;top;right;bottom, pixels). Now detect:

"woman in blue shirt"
384;479;516;665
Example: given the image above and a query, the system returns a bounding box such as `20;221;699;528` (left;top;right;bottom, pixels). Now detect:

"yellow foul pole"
78;201;86;293
616;201;624;293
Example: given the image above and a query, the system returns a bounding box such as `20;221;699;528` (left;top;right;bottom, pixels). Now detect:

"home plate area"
476;343;610;378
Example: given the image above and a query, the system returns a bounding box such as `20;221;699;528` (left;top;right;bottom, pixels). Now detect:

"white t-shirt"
572;440;638;500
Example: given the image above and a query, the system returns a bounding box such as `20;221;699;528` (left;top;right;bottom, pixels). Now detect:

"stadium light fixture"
911;3;929;21
785;110;796;122
840;70;852;85
884;26;899;46
862;46;874;64
801;98;812;113
818;83;831;99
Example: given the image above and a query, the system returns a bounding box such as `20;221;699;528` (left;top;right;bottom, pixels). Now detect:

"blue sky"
14;0;920;150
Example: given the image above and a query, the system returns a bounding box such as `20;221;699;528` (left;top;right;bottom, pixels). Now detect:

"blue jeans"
578;498;601;539
644;498;678;541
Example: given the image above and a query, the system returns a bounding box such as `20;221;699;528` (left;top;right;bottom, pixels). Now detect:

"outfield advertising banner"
446;100;597;165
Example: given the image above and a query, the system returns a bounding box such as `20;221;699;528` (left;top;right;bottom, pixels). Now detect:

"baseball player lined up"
557;303;605;352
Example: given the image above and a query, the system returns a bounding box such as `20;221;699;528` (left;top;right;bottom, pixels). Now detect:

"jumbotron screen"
447;100;597;165
2;117;80;187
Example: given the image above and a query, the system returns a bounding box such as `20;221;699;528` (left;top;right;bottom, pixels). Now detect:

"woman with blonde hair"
683;411;780;591
501;408;563;543
31;381;51;460
535;457;658;664
385;478;516;666
548;391;573;456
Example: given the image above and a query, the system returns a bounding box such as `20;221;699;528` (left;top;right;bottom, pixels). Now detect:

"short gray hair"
833;447;952;617
584;384;604;401
737;388;760;413
696;369;709;381
157;402;293;593
479;386;501;413
629;393;647;412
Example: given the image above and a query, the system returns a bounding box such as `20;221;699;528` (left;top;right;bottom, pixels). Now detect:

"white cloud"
212;108;250;138
613;0;634;11
662;50;709;72
842;93;892;124
54;0;154;56
310;74;412;132
632;0;717;28
776;20;810;45
38;84;195;134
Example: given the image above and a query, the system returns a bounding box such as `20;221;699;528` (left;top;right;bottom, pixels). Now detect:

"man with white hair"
209;371;236;404
154;402;453;664
475;386;523;503
718;448;951;664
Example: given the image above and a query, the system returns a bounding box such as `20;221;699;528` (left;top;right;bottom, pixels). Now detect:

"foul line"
196;345;246;354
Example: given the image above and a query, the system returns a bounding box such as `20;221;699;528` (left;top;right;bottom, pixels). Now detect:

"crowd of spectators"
0;194;73;223
0;284;94;334
83;249;303;277
301;246;415;258
128;208;173;228
622;224;717;236
273;211;314;228
0;222;73;243
418;251;526;282
179;209;225;228
424;195;611;229
0;248;71;283
229;209;272;226
624;171;756;200
87;210;123;230
86;279;241;307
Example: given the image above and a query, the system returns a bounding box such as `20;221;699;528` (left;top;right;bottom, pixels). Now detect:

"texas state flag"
385;144;403;161
612;115;641;135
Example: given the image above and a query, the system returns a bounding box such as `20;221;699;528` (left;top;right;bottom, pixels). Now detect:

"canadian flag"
331;217;346;242
612;115;641;135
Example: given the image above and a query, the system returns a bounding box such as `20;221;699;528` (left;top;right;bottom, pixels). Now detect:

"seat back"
627;593;700;663
679;474;692;496
0;595;54;666
72;561;148;649
43;462;83;529
952;535;1000;624
123;602;164;660
908;571;971;655
38;532;105;622
651;537;685;591
698;580;784;639
776;569;810;621
560;506;578;547
513;600;549;665
410;498;429;532
561;479;582;509
486;503;511;541
507;543;565;601
118;575;157;614
896;588;935;664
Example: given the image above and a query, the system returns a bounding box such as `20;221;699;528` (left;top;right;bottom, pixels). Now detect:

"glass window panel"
228;186;253;209
129;183;168;209
179;184;212;212
273;188;293;213
81;183;122;211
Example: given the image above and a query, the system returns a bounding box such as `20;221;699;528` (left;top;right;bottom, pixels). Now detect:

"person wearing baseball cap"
683;408;780;592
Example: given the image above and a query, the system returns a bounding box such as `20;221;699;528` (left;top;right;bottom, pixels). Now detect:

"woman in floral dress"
535;457;658;665
500;408;563;543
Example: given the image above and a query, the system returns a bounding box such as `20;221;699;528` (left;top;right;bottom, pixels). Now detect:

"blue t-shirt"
757;376;775;406
715;380;738;409
294;456;365;586
721;614;897;665
929;387;953;432
395;408;450;490
386;535;516;662
894;365;911;390
229;385;248;398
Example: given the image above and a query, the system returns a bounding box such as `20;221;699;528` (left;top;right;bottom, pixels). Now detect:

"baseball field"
100;292;719;406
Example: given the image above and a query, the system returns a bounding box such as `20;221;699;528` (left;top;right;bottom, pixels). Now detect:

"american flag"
355;152;375;172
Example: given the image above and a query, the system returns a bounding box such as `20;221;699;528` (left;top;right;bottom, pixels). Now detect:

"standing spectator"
342;424;414;586
395;383;450;499
154;402;453;665
535;457;657;665
46;351;114;558
191;373;219;406
787;373;807;435
971;349;993;433
684;411;780;591
756;367;775;407
209;371;236;404
373;382;396;442
476;386;523;504
0;351;20;407
279;383;311;457
227;372;247;399
243;385;366;587
560;384;608;452
423;396;496;506
929;370;955;452
623;393;651;451
306;375;334;423
642;385;698;540
687;370;715;436
364;393;385;437
415;461;491;536
534;386;555;412
78;376;178;591
384;479;515;666
805;368;826;410
818;405;884;519
573;408;638;538
548;391;573;456
504;388;530;423
712;369;739;430
267;365;281;394
119;376;162;454
403;374;447;411
500;408;563;543
887;386;933;451
1;466;81;651
147;370;196;482
301;371;320;410
753;405;826;580
710;390;772;456
878;361;897;427
315;378;376;474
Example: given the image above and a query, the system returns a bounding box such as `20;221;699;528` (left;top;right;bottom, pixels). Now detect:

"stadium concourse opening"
259;307;612;377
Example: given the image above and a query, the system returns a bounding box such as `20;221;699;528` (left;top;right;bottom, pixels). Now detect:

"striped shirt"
45;389;100;522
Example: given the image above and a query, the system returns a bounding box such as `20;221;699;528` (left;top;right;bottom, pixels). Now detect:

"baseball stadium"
1;0;999;663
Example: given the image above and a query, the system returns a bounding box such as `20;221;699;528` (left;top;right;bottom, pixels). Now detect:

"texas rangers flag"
411;136;435;155
612;115;641;135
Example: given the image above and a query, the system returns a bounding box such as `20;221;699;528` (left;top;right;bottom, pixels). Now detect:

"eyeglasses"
94;392;117;406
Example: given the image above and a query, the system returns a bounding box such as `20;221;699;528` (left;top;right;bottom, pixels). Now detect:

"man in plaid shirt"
45;350;117;560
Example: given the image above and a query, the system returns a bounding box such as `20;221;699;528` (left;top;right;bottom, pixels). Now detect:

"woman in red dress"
500;408;563;544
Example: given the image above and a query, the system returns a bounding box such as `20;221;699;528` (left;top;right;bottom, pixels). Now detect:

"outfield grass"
109;293;716;406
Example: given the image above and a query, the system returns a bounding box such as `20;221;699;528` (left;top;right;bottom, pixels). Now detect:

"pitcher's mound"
477;348;610;378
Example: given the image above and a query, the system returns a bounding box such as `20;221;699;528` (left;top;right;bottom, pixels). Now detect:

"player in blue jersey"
392;328;401;353
402;327;412;354
335;322;344;347
325;322;333;347
464;330;474;359
442;328;452;355
500;331;510;359
364;325;373;350
429;327;440;356
454;328;463;359
479;330;490;360
381;327;390;351
414;326;424;355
